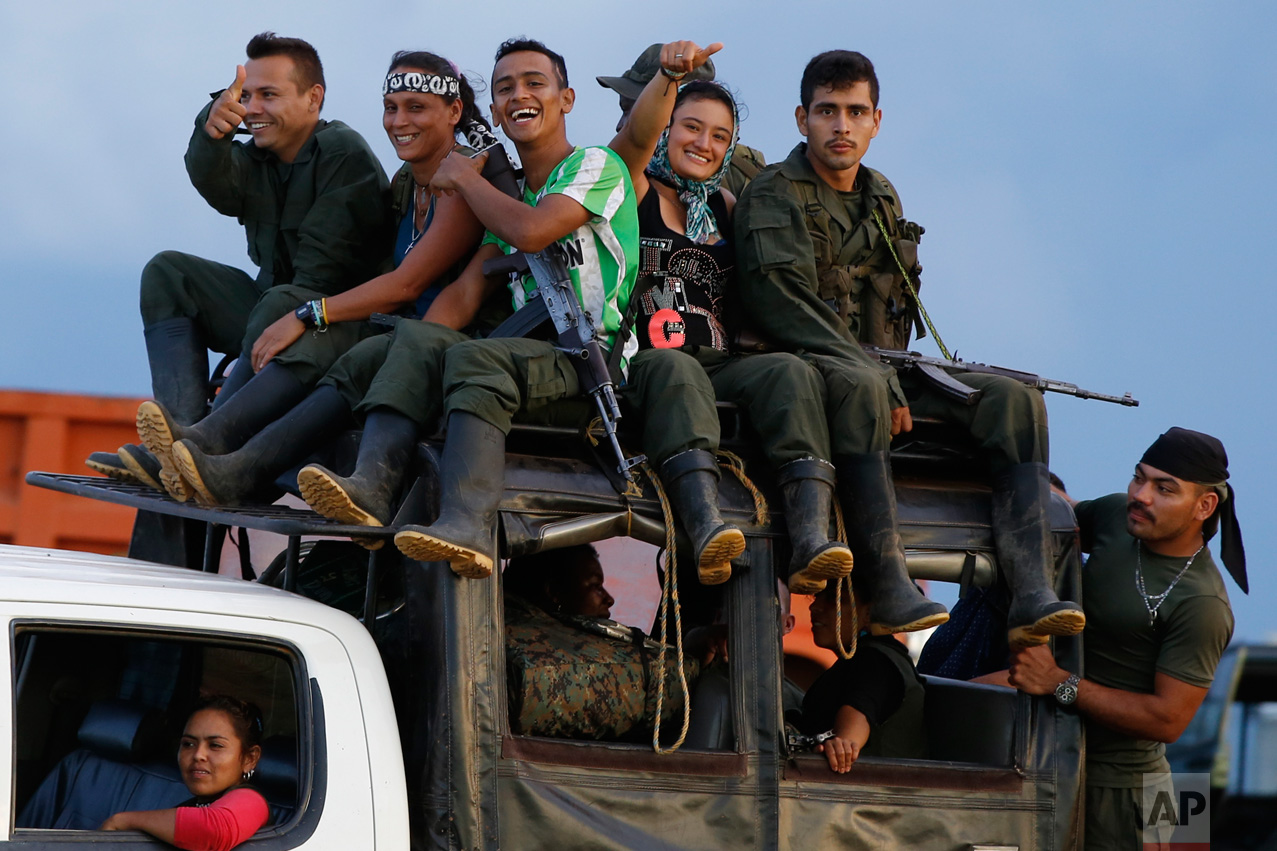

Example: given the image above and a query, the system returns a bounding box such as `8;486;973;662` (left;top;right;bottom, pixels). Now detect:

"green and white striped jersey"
482;146;639;370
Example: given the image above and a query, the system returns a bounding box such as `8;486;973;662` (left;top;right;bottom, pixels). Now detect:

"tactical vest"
794;169;925;349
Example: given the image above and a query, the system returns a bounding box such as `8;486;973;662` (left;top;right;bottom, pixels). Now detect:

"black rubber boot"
394;412;505;578
837;452;948;634
993;462;1086;649
299;408;420;549
172;385;353;507
659;449;746;586
143;317;210;427
138;362;308;504
778;458;854;595
211;354;254;411
116;444;165;493
86;446;162;491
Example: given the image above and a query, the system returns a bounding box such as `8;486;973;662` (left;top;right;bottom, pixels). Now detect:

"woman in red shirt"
102;695;270;851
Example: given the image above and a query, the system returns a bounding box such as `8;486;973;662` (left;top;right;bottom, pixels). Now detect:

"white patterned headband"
383;70;461;99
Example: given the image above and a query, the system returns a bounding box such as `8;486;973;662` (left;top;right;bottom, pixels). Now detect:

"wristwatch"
1054;673;1081;706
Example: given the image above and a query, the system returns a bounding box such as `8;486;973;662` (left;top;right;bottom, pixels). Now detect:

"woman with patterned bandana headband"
144;52;504;508
606;41;852;593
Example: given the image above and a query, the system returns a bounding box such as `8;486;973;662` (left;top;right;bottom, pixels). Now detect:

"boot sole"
394;529;493;579
787;575;828;595
297;467;386;551
869;611;950;636
1008;610;1087;650
117;449;165;494
86;458;141;485
698;528;746;585
136;402;190;502
804;546;854;581
171;442;220;507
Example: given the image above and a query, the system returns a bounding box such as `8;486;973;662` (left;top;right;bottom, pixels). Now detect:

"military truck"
21;400;1088;850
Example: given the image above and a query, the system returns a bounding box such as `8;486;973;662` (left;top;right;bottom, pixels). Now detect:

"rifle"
482;249;645;483
861;345;1139;407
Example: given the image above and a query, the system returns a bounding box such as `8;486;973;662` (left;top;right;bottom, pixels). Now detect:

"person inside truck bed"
101;695;269;851
87;33;393;499
794;572;927;773
502;544;716;742
140;52;505;513
1008;427;1243;850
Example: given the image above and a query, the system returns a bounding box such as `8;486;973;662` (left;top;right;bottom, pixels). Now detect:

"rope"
871;208;951;360
642;462;692;754
831;501;857;660
714;450;770;526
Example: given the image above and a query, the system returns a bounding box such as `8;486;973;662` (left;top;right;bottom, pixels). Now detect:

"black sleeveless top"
634;181;735;351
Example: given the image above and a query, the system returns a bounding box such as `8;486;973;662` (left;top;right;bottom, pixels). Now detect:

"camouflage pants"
139;250;261;355
242;285;387;387
623;347;832;468
900;371;1049;474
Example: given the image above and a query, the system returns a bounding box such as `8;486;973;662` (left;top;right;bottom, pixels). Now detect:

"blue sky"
1;1;1273;639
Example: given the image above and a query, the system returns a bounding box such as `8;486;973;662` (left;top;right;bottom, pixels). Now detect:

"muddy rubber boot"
659;449;746;586
779;458;854;595
394;412;505;578
116;444;165;493
86;450;137;482
837;451;948;634
173;385;353;507
143;317;210;427
994;462;1086;649
139;362;308;503
299;408;420;549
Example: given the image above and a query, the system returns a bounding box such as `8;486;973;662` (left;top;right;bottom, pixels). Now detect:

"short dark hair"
503;544;598;610
800;50;879;110
387;51;494;143
494;37;568;89
246;32;326;106
1048;471;1067;493
189;694;264;751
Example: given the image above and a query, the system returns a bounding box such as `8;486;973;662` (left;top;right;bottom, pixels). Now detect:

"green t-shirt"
1077;493;1234;787
482;146;639;370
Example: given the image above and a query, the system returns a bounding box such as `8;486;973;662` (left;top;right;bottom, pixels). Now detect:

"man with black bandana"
1009;427;1244;851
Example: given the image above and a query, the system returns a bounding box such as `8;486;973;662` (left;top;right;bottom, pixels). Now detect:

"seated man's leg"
167;332;406;508
808;354;948;631
242;285;386;388
623;347;744;586
704;351;852;592
299;322;471;536
138;250;260;425
907;374;1082;647
394;337;577;578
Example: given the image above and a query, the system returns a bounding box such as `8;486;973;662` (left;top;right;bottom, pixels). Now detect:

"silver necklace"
1135;541;1203;626
406;185;434;255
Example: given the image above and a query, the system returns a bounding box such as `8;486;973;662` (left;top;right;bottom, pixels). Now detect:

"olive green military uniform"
139;100;393;358
1077;494;1234;851
721;143;766;199
622;346;831;468
736;144;1046;470
735;145;906;456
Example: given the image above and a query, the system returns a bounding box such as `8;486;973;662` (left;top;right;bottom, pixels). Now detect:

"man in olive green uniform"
596;43;765;197
1010;427;1243;850
736;50;1081;645
140;32;391;428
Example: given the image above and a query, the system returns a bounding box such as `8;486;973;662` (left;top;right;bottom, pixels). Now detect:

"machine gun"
482;250;644;483
862;345;1139;407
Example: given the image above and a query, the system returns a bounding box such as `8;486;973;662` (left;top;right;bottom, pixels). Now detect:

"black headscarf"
1140;427;1247;594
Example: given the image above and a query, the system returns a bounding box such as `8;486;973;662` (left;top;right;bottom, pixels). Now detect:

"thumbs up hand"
204;65;248;140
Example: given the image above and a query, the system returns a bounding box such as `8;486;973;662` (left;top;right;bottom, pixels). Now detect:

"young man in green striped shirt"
389;39;641;579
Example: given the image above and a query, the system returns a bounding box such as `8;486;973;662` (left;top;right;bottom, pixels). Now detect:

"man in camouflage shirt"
736;50;1083;645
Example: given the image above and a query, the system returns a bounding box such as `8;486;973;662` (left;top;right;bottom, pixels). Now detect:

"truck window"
501;536;731;750
12;626;305;838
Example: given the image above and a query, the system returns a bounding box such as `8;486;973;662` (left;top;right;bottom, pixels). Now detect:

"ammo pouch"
505;597;697;741
833;220;924;351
